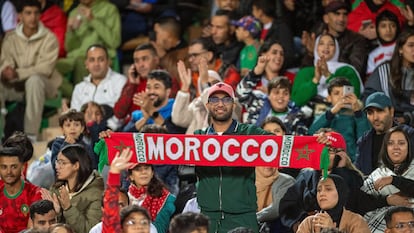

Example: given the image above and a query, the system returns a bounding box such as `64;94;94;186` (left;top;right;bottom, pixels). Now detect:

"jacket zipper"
219;166;223;219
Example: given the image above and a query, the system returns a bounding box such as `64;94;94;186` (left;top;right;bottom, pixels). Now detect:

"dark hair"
261;116;287;133
252;0;276;18
58;110;86;128
169;212;210;233
190;37;217;59
129;164;166;197
16;0;41;12
48;223;74;233
228;227;255;233
385;206;414;227
320;228;345;233
80;101;106;119
140;124;168;134
30;200;55;220
214;9;233;22
54;144;93;192
267;76;291;93
148;69;173;89
85;44;109;59
0;146;25;163
380;126;413;175
258;40;283;55
120;188;129;205
100;187;129;207
3;131;33;162
376;10;401;44
327;77;352;94
120;205;151;226
135;43;158;56
390;30;414;96
156;17;182;38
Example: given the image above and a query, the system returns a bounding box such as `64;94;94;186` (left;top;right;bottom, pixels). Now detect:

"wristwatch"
152;111;159;119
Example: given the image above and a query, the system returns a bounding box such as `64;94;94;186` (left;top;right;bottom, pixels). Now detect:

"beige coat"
0;22;62;96
297;209;370;233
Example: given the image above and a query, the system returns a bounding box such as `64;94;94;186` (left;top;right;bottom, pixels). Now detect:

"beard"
209;109;233;122
153;97;164;107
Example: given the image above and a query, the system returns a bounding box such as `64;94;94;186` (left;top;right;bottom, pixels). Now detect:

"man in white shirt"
70;44;126;112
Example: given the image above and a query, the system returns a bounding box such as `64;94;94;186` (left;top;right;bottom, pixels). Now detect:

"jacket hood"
69;171;102;197
15;22;48;41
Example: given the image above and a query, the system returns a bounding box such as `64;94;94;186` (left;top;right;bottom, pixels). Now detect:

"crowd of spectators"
2;0;414;232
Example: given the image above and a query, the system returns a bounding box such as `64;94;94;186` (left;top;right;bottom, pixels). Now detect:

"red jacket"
347;1;405;33
40;4;67;58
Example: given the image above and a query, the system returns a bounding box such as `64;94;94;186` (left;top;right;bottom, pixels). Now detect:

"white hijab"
313;35;363;97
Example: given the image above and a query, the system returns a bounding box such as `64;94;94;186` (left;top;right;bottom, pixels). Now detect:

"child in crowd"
231;15;262;77
169;212;209;233
366;10;400;76
308;78;371;162
127;158;176;233
51;110;97;172
80;101;108;147
247;76;311;135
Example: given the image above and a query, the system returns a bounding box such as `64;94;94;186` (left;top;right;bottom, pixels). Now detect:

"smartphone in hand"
343;85;354;109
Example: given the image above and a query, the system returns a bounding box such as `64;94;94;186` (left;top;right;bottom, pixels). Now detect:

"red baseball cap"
207;82;235;98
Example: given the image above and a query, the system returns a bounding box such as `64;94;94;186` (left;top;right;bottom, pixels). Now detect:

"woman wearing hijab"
297;174;370;233
291;34;363;107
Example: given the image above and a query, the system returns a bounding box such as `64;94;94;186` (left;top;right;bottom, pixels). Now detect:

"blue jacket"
131;98;175;123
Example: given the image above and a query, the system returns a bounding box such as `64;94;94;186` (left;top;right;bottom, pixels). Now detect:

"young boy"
231;15;261;76
51;110;97;172
308;77;371;162
246;76;310;135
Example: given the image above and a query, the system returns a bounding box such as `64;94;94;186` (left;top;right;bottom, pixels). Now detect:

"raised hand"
302;31;316;55
110;148;134;174
401;5;414;26
177;60;191;91
199;57;209;83
253;55;270;75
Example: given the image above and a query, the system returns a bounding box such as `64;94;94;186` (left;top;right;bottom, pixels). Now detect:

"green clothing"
240;43;258;71
64;0;120;59
194;120;271;233
308;109;371;162
52;172;104;233
291;66;362;107
57;0;121;87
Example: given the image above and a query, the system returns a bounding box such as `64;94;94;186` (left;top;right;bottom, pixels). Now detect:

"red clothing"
40;4;67;57
347;1;405;33
102;173;122;233
113;79;147;120
0;180;42;233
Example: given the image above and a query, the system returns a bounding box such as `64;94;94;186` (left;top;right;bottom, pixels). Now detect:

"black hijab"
320;174;349;227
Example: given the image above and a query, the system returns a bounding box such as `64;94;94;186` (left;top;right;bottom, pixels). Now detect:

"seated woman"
291;34;363;107
361;126;414;233
43;144;104;233
363;30;414;126
297;174;370;233
101;148;156;233
256;117;296;230
127;160;176;233
278;130;367;232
